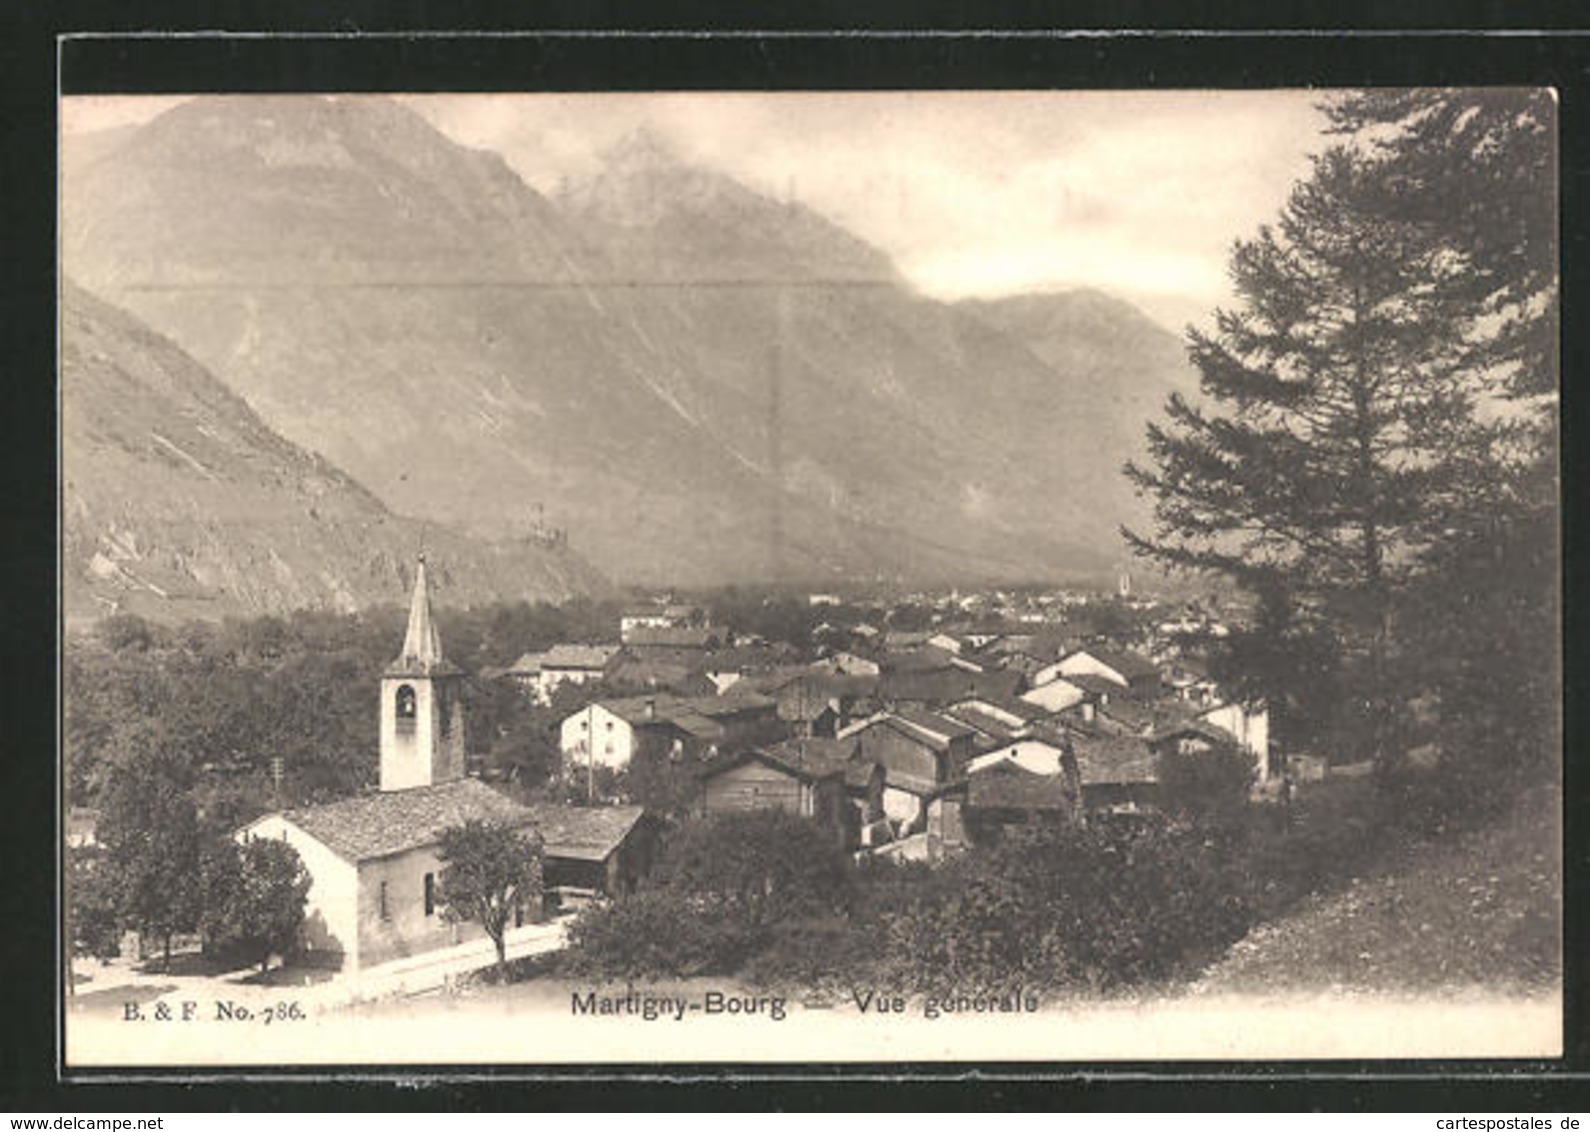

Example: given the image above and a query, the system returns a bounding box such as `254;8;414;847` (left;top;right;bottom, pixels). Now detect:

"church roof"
273;778;531;863
386;556;460;677
265;781;648;866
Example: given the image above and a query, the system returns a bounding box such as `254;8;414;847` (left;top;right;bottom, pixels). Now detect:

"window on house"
396;684;417;720
378;880;390;921
424;872;436;917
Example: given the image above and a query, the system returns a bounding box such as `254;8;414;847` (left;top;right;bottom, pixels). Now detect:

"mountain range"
61;95;1196;606
61;279;603;625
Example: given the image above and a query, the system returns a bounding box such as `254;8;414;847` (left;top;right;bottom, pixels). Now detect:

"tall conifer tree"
1126;143;1487;758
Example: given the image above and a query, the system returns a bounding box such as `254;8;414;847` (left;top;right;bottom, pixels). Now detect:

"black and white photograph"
57;84;1562;1067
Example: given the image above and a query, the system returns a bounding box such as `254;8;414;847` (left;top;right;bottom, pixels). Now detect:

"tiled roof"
1059;673;1122;698
273;778;533;863
883;645;961;674
597;691;775;729
705;644;792;672
1147;719;1232;746
1070;647;1160;682
703;689;779;716
669;711;727;741
947;708;1025;744
967;739;1068;776
605;656;709;692
1102;698;1199;734
749;668;879;698
539;643;620;670
704;740;853;783
622;603;702;621
625;626;720;649
882;667;1023;705
516;803;646;862
951;695;1049;723
1070;733;1159;786
264;781;646;865
891;706;978;744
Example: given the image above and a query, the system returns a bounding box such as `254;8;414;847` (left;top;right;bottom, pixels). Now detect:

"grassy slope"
1196;785;1562;996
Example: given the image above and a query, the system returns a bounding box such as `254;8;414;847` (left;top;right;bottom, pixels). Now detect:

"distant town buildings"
221;569;1280;971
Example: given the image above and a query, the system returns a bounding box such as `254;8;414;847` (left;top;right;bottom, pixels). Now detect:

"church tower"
379;556;466;791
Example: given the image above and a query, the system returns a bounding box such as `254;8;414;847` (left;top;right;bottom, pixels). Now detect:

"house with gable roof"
507;642;620;704
558;689;781;772
837;708;978;840
1046;646;1162;698
696;738;858;847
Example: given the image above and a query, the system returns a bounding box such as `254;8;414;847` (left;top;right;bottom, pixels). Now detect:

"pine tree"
1321;89;1560;817
1323;89;1557;408
1126;142;1482;759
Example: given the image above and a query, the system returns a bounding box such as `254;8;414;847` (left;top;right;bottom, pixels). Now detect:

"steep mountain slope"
61;280;604;624
955;289;1194;451
63;95;1187;587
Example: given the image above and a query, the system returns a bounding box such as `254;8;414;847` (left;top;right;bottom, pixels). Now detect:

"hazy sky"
63;91;1333;331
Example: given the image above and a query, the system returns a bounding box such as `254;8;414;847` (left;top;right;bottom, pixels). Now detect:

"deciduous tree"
95;754;203;971
67;845;124;963
435;820;544;983
201;836;312;974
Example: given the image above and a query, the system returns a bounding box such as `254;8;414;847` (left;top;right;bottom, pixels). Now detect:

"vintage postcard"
59;84;1563;1070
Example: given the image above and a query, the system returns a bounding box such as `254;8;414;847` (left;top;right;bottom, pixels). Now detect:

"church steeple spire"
397;555;444;670
387;555;459;678
380;555;465;790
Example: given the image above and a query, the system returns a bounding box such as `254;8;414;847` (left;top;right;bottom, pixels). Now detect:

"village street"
69;920;570;1020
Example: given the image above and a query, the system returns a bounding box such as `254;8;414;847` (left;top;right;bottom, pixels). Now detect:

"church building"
239;557;652;974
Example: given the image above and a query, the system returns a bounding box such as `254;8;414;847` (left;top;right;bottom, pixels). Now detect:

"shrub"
1241;777;1400;919
562;890;756;978
1156;744;1257;827
655;810;853;930
737;915;872;990
863;822;1255;993
561;810;856;980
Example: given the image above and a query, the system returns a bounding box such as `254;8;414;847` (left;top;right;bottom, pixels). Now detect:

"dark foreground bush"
866;821;1254;993
737;915;873;989
562;784;1418;994
564;810;853;980
1241;778;1403;920
562;890;758;978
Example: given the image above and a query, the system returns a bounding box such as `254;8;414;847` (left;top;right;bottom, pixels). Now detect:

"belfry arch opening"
395;683;417;724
